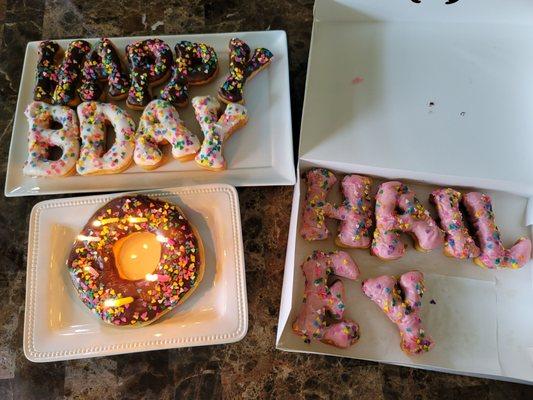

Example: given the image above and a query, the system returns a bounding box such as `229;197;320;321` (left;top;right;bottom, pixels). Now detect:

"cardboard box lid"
299;0;533;196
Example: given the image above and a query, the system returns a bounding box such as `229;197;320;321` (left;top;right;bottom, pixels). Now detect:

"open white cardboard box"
276;0;533;384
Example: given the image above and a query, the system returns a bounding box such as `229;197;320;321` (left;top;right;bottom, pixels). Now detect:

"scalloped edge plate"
24;183;247;362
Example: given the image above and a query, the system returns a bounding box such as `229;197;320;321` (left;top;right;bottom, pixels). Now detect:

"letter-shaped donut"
78;38;130;102
371;181;443;260
300;168;337;241
23;101;80;177
191;95;248;171
325;174;374;248
134;99;200;169
362;271;434;354
218;38;273;104
126;39;173;110
292;250;360;348
76;102;135;175
33;41;60;104
160;41;218;107
52;40;92;106
430;188;480;259
462;192;531;269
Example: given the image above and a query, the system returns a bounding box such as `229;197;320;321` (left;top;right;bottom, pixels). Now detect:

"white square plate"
6;30;295;197
24;184;247;362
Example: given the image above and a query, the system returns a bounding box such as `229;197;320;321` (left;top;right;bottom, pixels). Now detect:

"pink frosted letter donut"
430;188;480;259
371;181;443;260
462;192;531;269
362;271;434;355
300;169;337;241
292;251;360;348
325;174;374;248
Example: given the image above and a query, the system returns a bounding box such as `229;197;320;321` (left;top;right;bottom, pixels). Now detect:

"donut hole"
104;123;117;153
395;282;406;303
142;54;157;68
395;205;405;215
49;120;63;130
46;145;63;161
459;201;480;247
113;232;162;281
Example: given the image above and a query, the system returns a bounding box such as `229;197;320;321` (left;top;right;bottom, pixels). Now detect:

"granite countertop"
1;1;533;399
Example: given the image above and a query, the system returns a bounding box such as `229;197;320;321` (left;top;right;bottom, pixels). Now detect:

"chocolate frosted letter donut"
371;181;443;260
462;192;531;269
78;38;130;102
126;39;173;110
218;38;273;104
76;102;135;175
23;101;80;177
68;195;204;326
191;95;248;171
293;251;360;348
430;188;480;259
34;41;61;104
300;168;337;241
362;271;434;355
325;175;374;248
161;41;218;107
52;40;92;106
134;99;200;169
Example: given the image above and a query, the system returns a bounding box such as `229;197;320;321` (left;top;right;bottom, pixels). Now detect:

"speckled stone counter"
1;1;533;399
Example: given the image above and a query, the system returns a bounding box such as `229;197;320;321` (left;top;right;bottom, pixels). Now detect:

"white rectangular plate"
6;30;295;197
24;184;247;362
299;1;533;196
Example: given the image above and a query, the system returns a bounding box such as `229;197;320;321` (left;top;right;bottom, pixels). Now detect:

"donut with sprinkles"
160;41;219;107
78;38;130;102
218;38;273;104
23;101;80;177
52;40;92;106
126;39;173;110
76;101;136;175
33;41;61;104
68;195;204;327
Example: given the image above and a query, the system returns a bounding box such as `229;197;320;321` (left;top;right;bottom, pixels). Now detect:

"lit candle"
103;296;134;307
113;232;162;281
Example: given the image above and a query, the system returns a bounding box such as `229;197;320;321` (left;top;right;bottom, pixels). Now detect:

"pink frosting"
462;192;531;269
430;188;480;259
300;169;337;241
325;175;374;248
362;271;434;354
293;251;360;348
371;181;443;260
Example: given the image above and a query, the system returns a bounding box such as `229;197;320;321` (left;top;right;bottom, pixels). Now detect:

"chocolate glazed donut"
52;40;92;106
68;195;204;327
33;40;91;106
125;39;173;110
160;41;218;107
34;41;61;103
218;38;273;104
78;38;131;101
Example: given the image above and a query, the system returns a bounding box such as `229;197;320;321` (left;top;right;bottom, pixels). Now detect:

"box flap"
276;177;301;344
300;0;533;196
314;0;533;23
